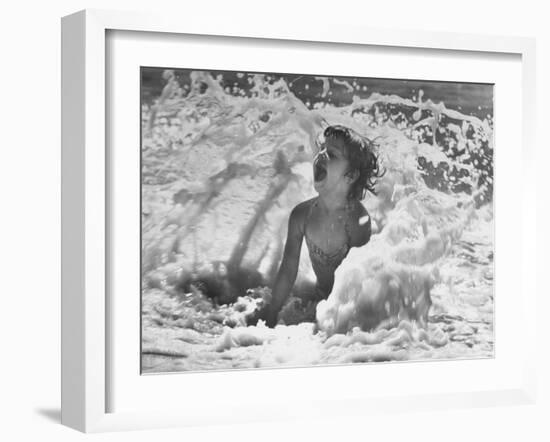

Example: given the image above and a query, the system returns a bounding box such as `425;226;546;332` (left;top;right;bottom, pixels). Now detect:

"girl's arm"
266;203;306;327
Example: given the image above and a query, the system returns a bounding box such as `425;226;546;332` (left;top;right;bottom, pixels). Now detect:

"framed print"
139;66;494;374
61;9;537;433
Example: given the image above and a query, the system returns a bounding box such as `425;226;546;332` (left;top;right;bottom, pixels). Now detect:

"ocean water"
140;69;494;373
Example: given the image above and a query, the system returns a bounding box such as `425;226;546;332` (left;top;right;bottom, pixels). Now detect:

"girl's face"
313;137;352;196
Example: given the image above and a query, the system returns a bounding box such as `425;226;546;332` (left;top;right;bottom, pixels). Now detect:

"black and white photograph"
140;67;494;373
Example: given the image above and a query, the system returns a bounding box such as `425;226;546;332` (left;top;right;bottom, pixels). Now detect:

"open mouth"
313;158;327;182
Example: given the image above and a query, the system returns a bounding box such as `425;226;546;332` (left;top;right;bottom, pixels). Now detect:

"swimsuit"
304;199;352;299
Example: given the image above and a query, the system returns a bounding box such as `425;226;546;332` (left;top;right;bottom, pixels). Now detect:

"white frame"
61;9;537;433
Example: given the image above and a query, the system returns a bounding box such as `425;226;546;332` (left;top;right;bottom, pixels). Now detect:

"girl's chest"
305;212;351;253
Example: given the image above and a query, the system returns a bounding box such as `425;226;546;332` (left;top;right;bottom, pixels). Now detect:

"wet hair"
322;125;384;200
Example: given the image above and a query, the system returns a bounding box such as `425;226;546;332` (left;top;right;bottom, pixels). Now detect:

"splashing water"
141;70;493;373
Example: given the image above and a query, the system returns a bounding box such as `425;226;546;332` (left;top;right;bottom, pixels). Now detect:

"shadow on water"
177;151;296;305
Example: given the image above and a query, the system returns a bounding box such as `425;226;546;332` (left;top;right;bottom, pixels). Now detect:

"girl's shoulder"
289;198;317;232
293;197;317;217
347;200;371;246
349;199;368;218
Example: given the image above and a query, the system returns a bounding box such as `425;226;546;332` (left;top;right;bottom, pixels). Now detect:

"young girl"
265;125;383;327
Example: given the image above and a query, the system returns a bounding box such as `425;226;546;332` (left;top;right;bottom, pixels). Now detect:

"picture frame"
61;8;537;433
